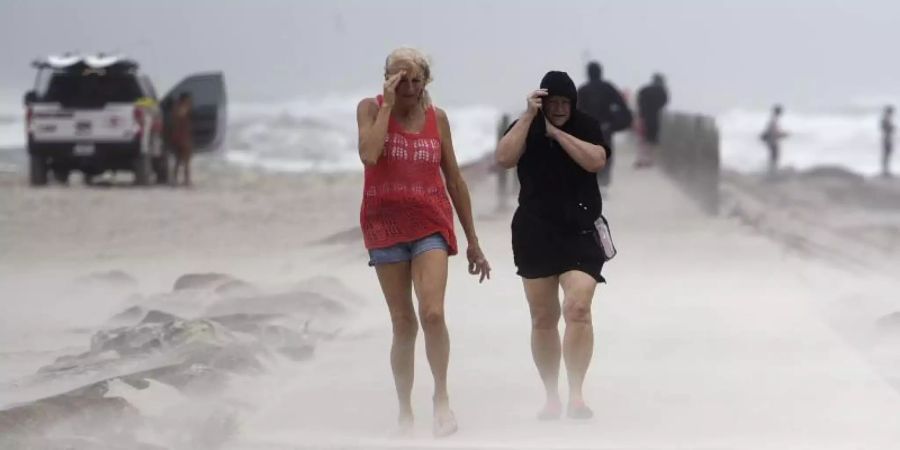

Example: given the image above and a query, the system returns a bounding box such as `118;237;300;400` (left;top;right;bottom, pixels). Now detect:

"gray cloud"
2;0;899;112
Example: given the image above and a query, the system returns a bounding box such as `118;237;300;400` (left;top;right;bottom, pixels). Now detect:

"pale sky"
2;0;899;113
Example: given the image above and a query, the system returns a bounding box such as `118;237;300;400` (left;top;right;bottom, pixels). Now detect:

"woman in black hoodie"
496;71;609;421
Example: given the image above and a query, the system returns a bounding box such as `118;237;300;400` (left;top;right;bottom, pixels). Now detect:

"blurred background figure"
577;61;632;192
881;105;895;178
760;104;787;177
495;112;514;211
635;73;669;168
171;92;194;186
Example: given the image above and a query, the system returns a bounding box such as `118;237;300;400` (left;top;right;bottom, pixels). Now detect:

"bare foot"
432;408;457;438
537;397;562;421
567;399;594;420
393;412;414;437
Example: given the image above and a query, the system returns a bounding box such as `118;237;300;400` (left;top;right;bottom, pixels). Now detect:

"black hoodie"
509;71;609;232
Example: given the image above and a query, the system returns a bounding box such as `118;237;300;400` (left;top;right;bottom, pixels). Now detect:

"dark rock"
143;363;227;393
0;277;350;450
207;313;283;333
296;275;366;306
140;310;184;325
40;349;120;374
206;290;347;317
173;273;238;291
278;344;315;361
109;306;146;324
195;346;264;373
0;392;138;437
1;275;354;447
800;165;865;183
92;317;227;357
119;376;150;390
77;270;138;289
214;279;260;297
90;324;164;356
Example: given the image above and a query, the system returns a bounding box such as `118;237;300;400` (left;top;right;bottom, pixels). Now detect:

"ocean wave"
5;86;896;178
718;107;892;176
0;122;24;150
225;94;501;173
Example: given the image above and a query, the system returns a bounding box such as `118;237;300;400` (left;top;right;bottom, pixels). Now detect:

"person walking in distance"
881;105;895;178
577;61;632;190
760;104;788;177
635;73;669;167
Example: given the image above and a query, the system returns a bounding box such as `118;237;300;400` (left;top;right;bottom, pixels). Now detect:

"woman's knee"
392;313;419;338
563;299;592;324
419;308;445;330
524;278;561;330
531;307;560;330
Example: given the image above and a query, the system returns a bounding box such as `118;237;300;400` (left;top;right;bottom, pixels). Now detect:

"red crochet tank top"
359;96;458;255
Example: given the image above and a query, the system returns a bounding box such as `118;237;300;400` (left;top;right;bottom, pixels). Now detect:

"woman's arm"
495;89;546;168
546;118;608;173
357;72;403;166
437;108;491;282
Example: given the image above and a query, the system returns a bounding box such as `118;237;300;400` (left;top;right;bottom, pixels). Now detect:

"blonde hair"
384;46;433;108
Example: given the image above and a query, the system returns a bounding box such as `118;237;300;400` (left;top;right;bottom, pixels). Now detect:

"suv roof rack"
32;53;139;71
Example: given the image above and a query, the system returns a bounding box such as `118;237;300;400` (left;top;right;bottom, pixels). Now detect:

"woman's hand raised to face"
544;116;561;140
526;89;548;118
382;71;405;108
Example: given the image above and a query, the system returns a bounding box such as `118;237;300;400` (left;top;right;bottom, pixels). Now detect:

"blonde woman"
356;47;491;437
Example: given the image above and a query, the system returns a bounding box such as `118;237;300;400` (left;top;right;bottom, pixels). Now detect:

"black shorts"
511;209;606;283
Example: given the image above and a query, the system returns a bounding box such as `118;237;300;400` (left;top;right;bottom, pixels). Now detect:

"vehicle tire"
52;168;71;184
133;154;151;186
29;155;48;186
153;151;170;185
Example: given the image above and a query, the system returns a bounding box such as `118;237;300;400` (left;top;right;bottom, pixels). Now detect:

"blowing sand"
2;143;900;449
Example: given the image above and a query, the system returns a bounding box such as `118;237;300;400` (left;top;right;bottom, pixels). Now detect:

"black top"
511;111;609;233
577;80;633;140
637;84;669;118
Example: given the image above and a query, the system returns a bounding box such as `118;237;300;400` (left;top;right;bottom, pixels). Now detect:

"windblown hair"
384;47;433;107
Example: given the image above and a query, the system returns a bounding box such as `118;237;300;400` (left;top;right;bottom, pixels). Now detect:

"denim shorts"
368;233;449;266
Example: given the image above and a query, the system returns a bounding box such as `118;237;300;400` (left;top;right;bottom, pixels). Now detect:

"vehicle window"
43;72;143;108
174;76;224;107
34;68;53;97
139;76;158;100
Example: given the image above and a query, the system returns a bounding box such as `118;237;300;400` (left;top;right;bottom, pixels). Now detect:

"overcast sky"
2;0;899;113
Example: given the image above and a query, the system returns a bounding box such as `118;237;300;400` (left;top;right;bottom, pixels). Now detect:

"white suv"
24;54;226;186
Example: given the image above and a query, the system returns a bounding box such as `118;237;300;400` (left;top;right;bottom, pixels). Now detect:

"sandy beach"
2;141;900;449
5;1;900;447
